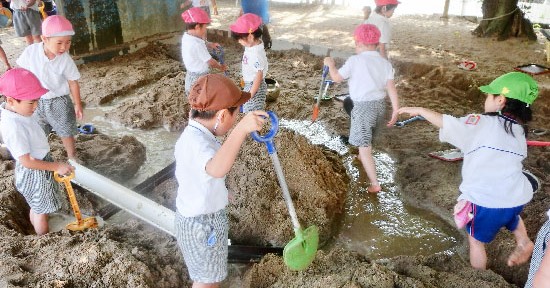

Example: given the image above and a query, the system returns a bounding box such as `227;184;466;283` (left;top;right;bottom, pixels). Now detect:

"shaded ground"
0;1;549;287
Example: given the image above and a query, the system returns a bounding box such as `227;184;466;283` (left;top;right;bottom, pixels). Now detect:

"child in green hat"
398;72;539;270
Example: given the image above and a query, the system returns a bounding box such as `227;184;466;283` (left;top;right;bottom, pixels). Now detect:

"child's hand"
219;63;227;72
387;110;398;127
236;110;268;135
55;162;74;176
74;103;83;120
323;57;335;67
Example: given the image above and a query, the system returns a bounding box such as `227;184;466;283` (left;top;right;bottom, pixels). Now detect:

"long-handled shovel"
212;46;228;76
54;172;98;231
251;111;319;271
311;65;329;122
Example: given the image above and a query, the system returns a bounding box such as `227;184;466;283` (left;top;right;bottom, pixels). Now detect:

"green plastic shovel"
251;111;319;271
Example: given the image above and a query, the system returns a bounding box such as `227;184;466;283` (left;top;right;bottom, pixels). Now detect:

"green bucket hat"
479;72;538;105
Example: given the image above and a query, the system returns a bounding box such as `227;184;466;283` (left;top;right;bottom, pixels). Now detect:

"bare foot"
367;185;381;193
507;240;534;266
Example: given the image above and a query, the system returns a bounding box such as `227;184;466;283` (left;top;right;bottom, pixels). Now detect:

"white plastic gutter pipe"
69;160;175;237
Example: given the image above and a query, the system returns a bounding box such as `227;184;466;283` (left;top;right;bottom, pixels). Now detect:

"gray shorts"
33;95;78;138
185;71;208;96
525;218;550;288
15;153;62;214
349;98;386;147
175;210;228;284
242;80;267;112
13;9;42;37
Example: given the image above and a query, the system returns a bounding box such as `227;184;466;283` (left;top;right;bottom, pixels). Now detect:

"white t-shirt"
16;43;81;100
174;120;228;217
181;33;211;74
440;114;532;208
364;12;391;47
241;43;268;82
10;0;39;11
338;50;394;102
0;103;49;160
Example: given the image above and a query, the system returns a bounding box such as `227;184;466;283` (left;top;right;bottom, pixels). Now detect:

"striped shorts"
349;99;386;147
175;209;228;283
15;154;62;215
34;95;78;138
525;218;550;288
185;71;208;96
242;80;267;112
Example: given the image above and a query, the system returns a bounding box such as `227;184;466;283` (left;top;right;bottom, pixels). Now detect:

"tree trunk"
473;0;537;41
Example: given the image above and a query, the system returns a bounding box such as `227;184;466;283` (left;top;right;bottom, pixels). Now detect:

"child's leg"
468;234;488;269
358;146;380;191
30;209;49;235
507;216;534;266
61;136;77;159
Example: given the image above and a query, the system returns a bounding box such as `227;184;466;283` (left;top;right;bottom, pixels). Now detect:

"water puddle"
79;100;458;259
280;119;458;259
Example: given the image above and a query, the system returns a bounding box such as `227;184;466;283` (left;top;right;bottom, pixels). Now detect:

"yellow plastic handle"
53;171;75;183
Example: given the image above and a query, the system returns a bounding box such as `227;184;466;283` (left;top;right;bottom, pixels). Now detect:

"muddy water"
80;82;181;187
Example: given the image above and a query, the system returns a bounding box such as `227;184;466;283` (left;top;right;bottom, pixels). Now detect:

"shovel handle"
54;171;83;223
251;110;279;154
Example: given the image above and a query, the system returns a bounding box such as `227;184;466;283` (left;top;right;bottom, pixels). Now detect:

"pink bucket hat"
0;68;48;100
354;24;381;45
181;7;211;24
230;13;262;34
375;0;400;6
42;15;75;37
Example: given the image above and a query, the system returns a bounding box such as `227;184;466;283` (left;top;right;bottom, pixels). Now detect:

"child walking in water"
174;74;266;287
181;7;226;96
16;15;82;161
526;207;550;287
0;68;74;235
324;24;399;193
398;72;538;270
230;13;269;112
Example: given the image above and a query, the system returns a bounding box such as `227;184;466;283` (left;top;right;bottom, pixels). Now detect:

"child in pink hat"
324;24;399;193
364;0;400;59
16;15;83;162
181;7;226;95
230;13;269;112
0;68;74;235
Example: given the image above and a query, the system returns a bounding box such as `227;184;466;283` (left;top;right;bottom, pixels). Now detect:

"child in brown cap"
173;74;267;287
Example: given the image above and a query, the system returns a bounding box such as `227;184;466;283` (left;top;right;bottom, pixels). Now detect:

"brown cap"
189;74;251;111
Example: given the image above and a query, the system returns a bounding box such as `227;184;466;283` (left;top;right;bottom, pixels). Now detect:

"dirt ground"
1;1;550;287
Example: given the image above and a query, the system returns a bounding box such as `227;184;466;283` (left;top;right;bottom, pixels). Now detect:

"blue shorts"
467;204;524;243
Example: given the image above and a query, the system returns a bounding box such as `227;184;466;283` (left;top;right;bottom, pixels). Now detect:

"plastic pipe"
68;160;176;236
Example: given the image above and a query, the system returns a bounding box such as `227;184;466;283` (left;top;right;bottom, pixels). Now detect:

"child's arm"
398;107;443;128
18;154;74;175
534;239;550;287
0;47;11;70
323;57;344;83
206;110;267;178
68;80;83;120
248;70;263;97
379;43;388;59
207;58;227;72
386;79;399;127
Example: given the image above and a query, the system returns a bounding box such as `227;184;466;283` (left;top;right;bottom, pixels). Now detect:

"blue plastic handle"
250;111;279;154
322;65;329;78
